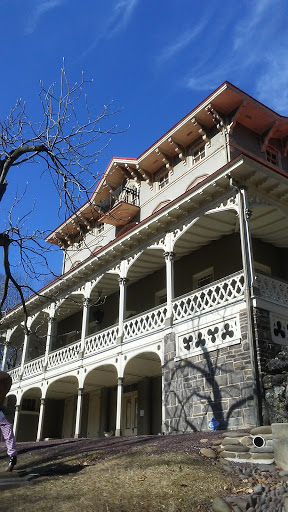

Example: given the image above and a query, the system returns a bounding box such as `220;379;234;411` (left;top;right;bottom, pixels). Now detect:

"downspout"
230;178;262;427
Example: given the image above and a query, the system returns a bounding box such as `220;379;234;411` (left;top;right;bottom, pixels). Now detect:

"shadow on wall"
163;348;255;433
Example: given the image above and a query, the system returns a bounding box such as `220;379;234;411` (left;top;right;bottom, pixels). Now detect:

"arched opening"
83;364;118;437
53;294;84;351
7;325;25;370
17;388;41;442
89;274;120;336
28;311;49;362
44;376;78;439
173;209;239;299
123;352;162;436
126;248;165;317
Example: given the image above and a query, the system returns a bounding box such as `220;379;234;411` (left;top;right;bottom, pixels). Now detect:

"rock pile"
263;347;288;424
212;461;288;512
219;426;274;465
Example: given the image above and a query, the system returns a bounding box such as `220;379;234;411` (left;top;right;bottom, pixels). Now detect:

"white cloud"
156;22;207;64
255;52;288;115
25;0;66;34
110;0;139;36
77;0;139;60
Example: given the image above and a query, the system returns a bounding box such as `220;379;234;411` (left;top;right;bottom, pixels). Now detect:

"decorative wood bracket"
228;101;246;134
167;137;187;164
283;136;288;157
125;164;141;183
155;147;173;173
205;104;225;131
114;164;131;181
191;118;211;146
59;230;73;247
54;235;67;250
136;164;153;187
261;122;278;152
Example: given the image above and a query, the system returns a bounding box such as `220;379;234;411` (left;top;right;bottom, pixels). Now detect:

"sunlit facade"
1;82;288;441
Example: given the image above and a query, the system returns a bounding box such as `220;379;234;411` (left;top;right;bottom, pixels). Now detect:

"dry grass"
0;441;239;512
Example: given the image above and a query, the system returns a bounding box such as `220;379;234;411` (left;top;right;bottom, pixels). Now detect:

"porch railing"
85;325;118;355
255;273;288;306
47;340;81;369
9;366;21;384
123;304;167;341
173;271;245;322
22;356;45;379
10;270;288;383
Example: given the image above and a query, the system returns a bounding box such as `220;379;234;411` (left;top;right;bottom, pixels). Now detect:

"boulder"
199;448;217;459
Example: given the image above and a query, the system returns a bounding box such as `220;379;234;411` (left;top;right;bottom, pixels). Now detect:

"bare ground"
0;431;244;512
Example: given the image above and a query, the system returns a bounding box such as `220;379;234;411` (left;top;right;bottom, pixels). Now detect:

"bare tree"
0;60;123;324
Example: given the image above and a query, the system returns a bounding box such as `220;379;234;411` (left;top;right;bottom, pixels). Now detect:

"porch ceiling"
174;210;237;258
84;365;118;391
123;352;161;385
55;295;83;320
46;376;79;399
90;273;119;300
250;205;288;247
127;249;164;282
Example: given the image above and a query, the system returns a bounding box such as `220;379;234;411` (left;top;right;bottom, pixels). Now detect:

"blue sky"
1;0;288;283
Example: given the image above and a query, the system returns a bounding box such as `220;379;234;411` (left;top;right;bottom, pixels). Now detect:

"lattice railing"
85;326;118;355
173;272;245;322
47;340;81;369
22;357;45;379
8;367;21;384
256;273;288;306
123;305;167;341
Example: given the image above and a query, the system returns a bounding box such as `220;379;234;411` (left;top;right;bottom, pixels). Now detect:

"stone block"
250;452;275;460
272;422;288;439
240;436;253;446
249;446;274;453
222;437;240;446
237;452;251;459
219;451;236;459
274;438;288;470
221;444;249;452
250;425;272;435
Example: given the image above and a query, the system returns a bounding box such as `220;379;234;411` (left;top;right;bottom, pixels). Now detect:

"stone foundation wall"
163;311;257;432
253;307;288;424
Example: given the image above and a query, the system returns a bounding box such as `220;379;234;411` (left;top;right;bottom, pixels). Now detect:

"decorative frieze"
177;316;241;358
271;314;288;346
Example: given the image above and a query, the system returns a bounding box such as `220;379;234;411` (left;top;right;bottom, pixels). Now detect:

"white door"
122;392;138;436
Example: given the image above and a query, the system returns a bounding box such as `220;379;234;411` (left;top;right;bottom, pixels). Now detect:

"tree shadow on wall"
163;348;254;433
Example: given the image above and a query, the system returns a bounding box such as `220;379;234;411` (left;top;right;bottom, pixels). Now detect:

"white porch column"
117;278;128;344
164;251;175;327
20;331;30;376
1;343;9;371
80;298;91;356
237;184;261;426
44;316;56;369
115;377;123;436
74;388;84;438
13;404;20;440
36;398;46;442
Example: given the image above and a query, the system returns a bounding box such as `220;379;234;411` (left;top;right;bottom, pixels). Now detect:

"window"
97;222;104;234
266;147;279;166
22;398;38;412
254;262;271;274
155;288;167;306
193;267;214;289
158;171;169;190
192;144;205;165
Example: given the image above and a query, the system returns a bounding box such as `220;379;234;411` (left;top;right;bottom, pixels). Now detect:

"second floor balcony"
8;270;287;384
